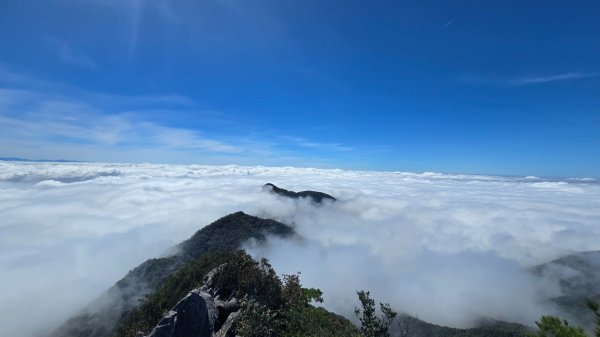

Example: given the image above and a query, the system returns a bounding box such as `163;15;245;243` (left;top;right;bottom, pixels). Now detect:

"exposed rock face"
263;183;336;203
215;298;240;331
215;311;240;337
201;263;228;297
144;265;242;337
146;290;218;337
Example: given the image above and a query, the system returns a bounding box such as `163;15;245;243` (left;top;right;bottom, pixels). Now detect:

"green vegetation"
179;211;295;260
213;252;283;308
115;251;361;337
114;248;541;337
588;299;600;337
528;300;600;337
220;251;361;337
354;290;396;337
114;244;600;337
528;317;587;337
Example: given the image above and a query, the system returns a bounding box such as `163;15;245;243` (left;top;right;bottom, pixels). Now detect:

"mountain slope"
116;251;362;337
50;212;296;337
391;315;529;337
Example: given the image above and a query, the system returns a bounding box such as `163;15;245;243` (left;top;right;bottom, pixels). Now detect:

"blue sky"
0;0;598;177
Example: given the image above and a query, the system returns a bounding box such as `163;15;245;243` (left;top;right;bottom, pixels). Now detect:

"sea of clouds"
1;161;599;336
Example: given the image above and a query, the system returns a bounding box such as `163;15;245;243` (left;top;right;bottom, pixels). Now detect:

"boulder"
215;311;241;337
215;298;240;331
201;263;228;297
146;289;218;337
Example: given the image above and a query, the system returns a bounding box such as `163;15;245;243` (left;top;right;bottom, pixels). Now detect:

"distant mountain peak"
263;183;336;203
179;210;295;260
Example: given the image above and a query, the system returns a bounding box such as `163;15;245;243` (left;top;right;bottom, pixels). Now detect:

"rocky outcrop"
215;311;240;337
143;265;242;337
263;183;336;203
145;290;218;337
215;298;240;331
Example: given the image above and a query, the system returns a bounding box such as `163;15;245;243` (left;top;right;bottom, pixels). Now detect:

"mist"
1;162;599;336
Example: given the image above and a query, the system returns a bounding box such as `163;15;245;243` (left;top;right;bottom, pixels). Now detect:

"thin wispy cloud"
49;39;97;69
441;20;454;30
0;91;241;155
460;71;598;87
282;136;354;152
0;69;355;165
507;72;598;86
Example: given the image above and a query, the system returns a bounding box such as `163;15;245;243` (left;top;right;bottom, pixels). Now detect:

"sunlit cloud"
461;72;599;86
507;72;599;86
0;162;598;336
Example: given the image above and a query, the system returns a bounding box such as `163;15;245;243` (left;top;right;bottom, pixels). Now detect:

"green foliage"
213;251;284;308
527;299;600;337
354;290;397;337
282;273;323;308
587;299;600;337
274;272;360;337
281;305;362;337
528;316;587;337
235;264;359;337
237;298;282;337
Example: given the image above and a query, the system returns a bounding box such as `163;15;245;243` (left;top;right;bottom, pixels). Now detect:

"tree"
587;299;600;337
237;297;281;337
354;290;397;337
528;316;587;337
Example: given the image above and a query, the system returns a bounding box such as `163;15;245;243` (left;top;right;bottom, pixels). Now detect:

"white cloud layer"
0;162;599;336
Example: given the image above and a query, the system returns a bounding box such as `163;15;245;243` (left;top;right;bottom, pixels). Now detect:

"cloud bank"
0;162;599;336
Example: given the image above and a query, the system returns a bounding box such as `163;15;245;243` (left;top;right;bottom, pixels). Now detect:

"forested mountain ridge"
50;211;296;337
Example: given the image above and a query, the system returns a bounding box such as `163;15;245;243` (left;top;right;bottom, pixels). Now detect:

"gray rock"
146;289;218;337
215;298;240;331
215;311;241;337
201;264;228;297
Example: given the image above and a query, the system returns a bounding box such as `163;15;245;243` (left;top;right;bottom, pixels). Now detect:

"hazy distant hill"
0;157;83;163
533;250;600;332
390;315;528;337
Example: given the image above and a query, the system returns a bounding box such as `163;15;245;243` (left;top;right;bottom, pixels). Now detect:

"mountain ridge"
263;183;336;203
50;211;296;337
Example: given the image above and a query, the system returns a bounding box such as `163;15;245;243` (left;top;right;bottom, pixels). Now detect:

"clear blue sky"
0;0;598;178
